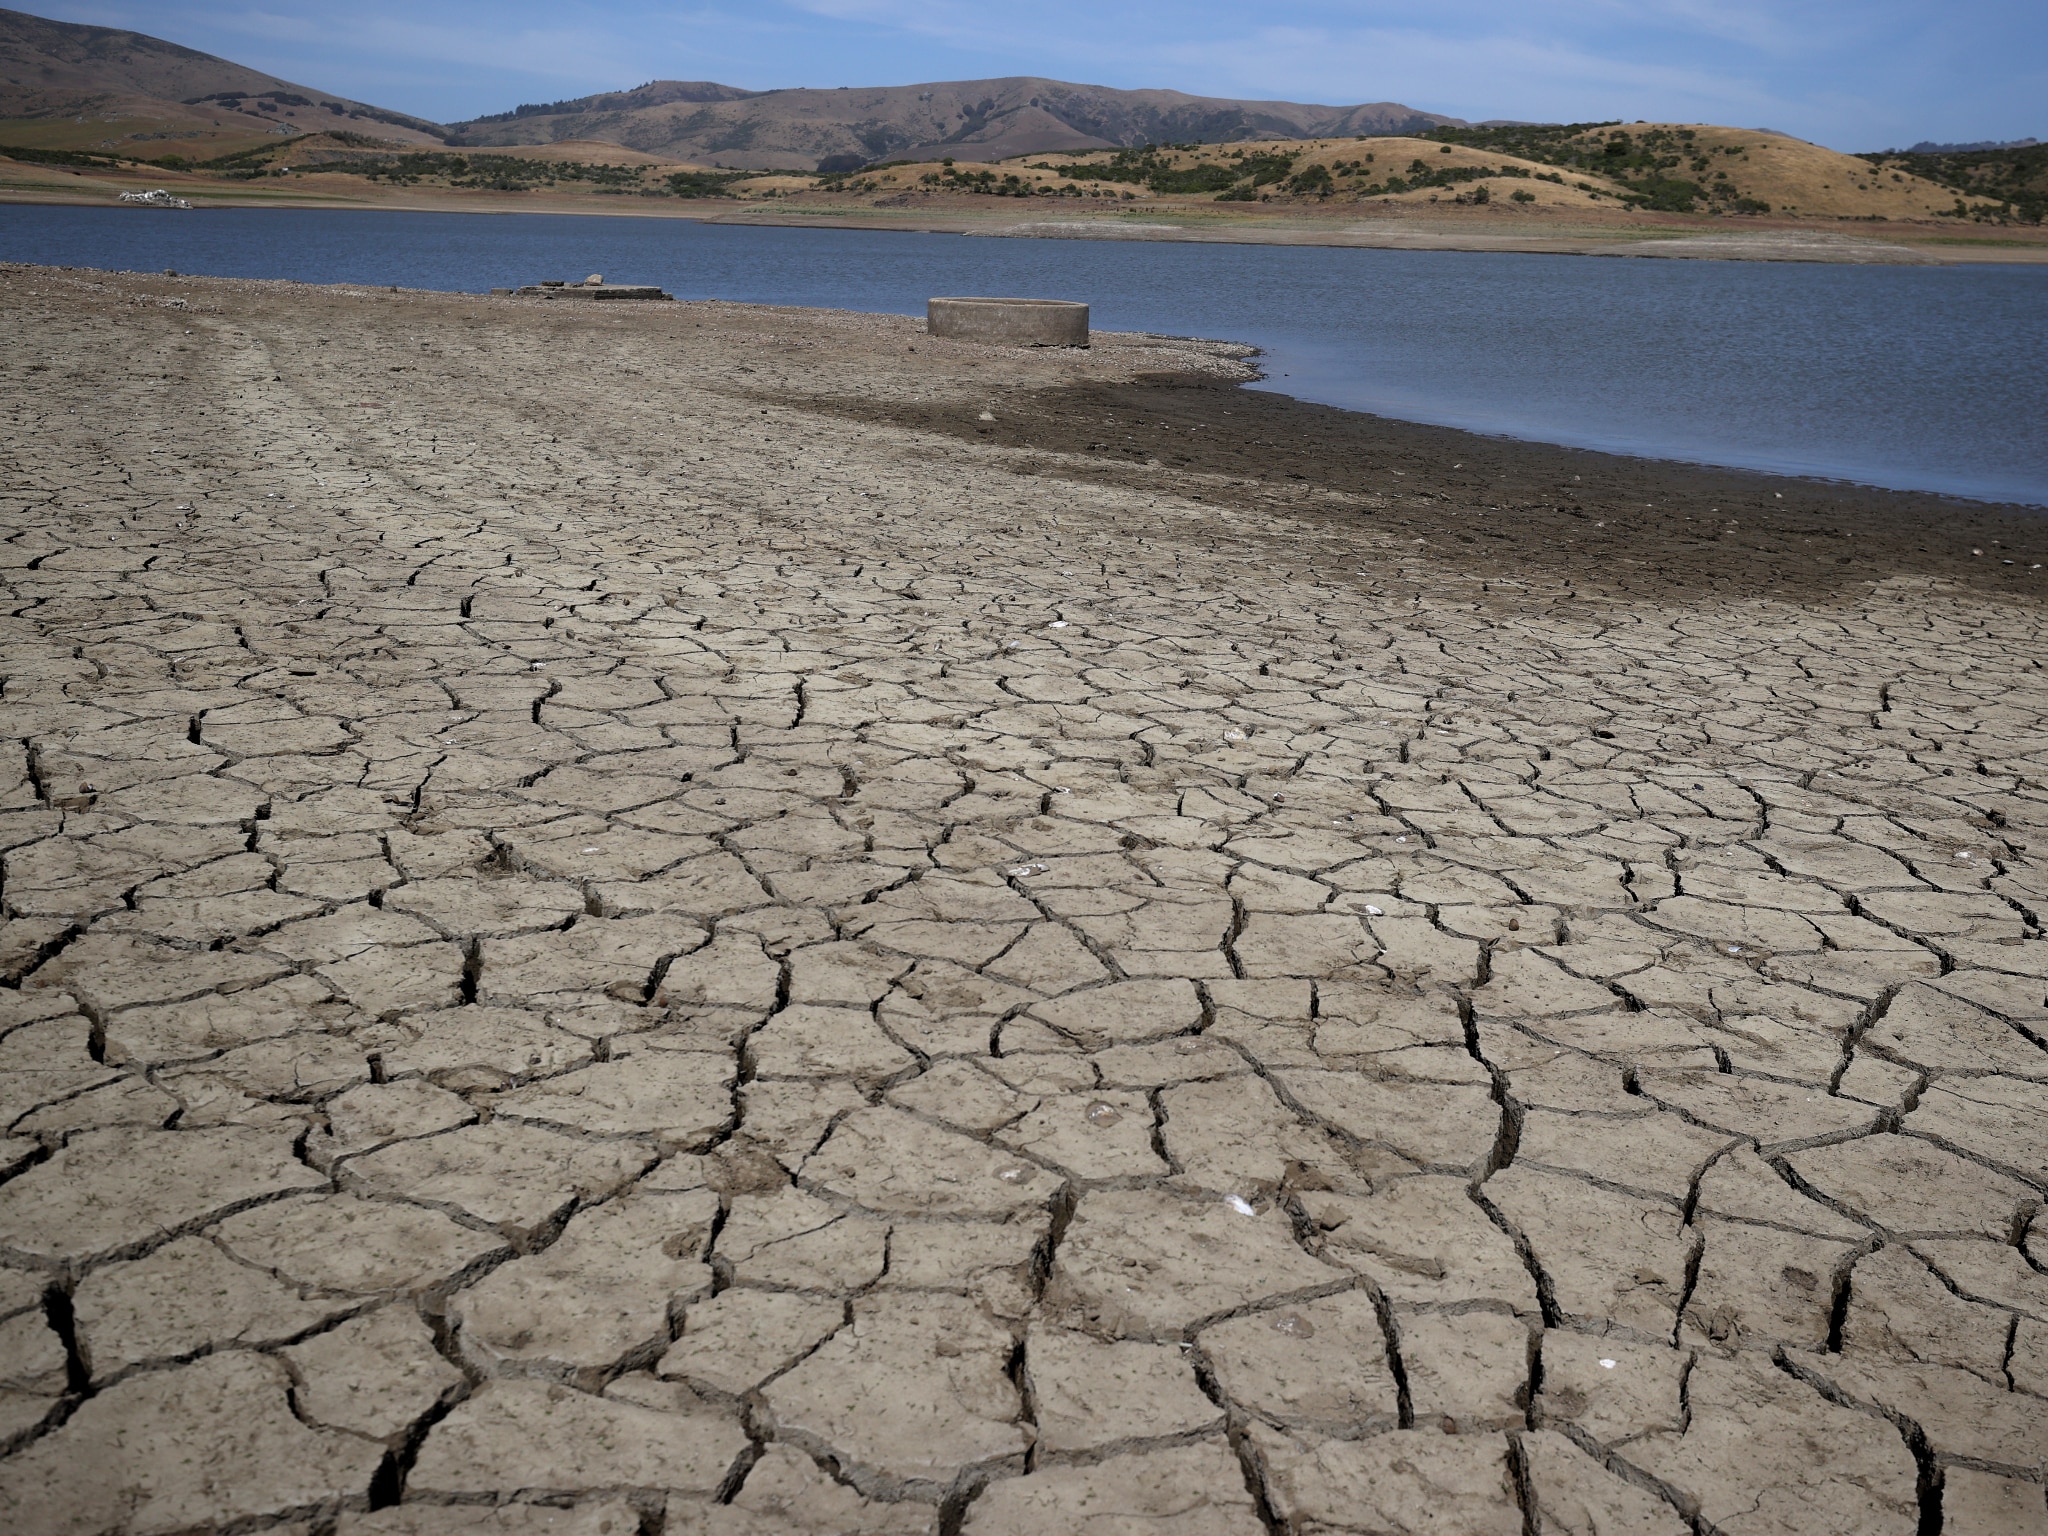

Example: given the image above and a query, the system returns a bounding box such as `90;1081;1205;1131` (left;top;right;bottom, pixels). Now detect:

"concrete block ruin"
928;297;1089;347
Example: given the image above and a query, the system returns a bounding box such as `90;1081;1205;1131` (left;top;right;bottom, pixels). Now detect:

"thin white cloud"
786;0;1803;61
204;7;643;86
1160;23;1787;125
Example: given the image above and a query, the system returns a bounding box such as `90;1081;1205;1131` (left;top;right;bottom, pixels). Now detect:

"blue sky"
52;1;2047;151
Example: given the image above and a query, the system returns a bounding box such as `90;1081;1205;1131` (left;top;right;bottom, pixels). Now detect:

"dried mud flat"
1;261;2046;1536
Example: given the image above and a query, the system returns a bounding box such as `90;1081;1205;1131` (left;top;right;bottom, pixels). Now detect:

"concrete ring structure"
927;296;1089;347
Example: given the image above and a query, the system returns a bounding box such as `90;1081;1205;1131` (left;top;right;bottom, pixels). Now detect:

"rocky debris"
499;277;674;301
3;264;2045;1534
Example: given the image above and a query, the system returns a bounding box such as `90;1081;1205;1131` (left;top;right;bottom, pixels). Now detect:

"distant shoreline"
8;178;2048;266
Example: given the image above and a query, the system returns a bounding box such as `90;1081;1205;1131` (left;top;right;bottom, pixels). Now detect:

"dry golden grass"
465;139;693;168
727;173;825;197
0;100;288;164
802;138;1634;211
988;126;1976;219
1625;125;1966;217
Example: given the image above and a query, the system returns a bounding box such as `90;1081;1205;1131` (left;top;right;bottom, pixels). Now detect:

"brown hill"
448;76;1460;170
713;126;1985;226
0;6;443;158
1861;143;2048;223
1415;121;1985;219
463;80;761;122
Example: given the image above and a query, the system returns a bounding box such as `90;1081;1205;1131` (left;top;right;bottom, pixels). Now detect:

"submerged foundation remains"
495;274;673;300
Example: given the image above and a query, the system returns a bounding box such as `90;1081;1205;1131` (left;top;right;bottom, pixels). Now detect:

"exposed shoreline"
2;243;2037;513
717;207;2048;267
1220;380;2048;515
5;256;2040;594
801;343;2048;593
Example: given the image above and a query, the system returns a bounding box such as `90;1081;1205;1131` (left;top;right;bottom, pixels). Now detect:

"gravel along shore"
3;262;2047;1535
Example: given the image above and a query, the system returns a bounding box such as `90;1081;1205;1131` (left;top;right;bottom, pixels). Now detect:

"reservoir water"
5;204;2046;506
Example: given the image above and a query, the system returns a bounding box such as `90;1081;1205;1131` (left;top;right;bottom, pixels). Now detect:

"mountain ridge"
462;80;762;126
444;76;1461;169
0;5;444;151
0;8;1463;170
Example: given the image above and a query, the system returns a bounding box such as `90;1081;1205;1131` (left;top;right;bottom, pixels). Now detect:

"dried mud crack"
0;261;2045;1535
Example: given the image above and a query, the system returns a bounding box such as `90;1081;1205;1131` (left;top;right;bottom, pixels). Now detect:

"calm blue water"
6;205;2046;505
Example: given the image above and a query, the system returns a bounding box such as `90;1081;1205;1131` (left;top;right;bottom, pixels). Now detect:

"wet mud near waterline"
799;374;2048;605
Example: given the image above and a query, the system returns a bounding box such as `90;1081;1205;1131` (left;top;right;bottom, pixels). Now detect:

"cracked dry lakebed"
2;260;2047;1536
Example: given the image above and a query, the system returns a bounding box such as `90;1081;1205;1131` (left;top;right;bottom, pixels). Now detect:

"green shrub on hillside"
664;170;743;197
1418;123;1761;212
1148;162;1240;193
1237;153;1299;187
1051;147;1157;185
1049;145;1296;197
1857;143;2047;223
189;145;748;197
